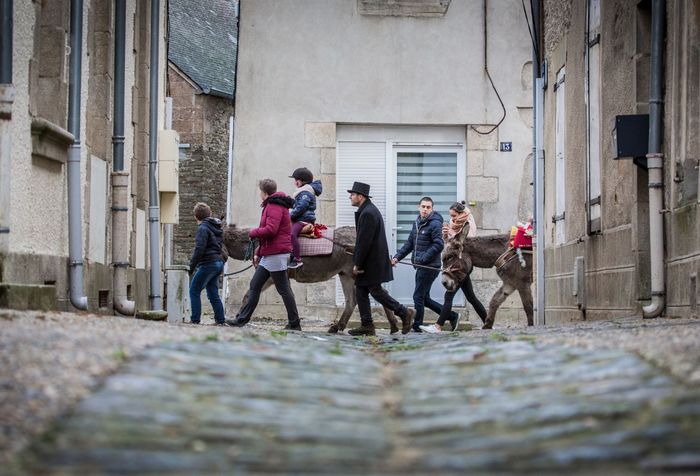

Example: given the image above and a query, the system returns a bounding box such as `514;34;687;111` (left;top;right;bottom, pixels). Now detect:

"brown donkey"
441;231;534;329
223;225;401;333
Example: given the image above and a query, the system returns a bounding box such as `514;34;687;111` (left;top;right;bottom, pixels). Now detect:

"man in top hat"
347;181;414;336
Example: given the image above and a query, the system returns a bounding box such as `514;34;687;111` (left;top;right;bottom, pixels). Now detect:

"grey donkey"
441;232;534;329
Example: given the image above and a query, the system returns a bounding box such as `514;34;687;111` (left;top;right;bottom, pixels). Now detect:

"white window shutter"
555;67;566;245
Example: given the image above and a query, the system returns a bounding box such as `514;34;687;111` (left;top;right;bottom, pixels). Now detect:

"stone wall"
541;0;700;322
168;66;233;266
2;0;165;313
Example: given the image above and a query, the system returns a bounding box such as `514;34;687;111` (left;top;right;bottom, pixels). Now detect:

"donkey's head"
441;244;471;292
440;222;472;292
223;224;251;260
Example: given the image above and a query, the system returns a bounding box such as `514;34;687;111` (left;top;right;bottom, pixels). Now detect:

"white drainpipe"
67;0;88;310
111;0;135;315
643;0;666;318
0;1;14;264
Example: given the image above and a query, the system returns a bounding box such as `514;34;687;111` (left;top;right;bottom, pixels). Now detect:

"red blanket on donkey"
298;223;334;256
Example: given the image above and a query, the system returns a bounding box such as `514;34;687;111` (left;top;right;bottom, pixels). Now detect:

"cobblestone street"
3;312;700;474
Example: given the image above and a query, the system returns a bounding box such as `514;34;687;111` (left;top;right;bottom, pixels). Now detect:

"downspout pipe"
0;0;11;84
0;0;13;254
148;0;162;310
67;0;88;310
643;0;666;318
223;1;239;305
112;0;135;315
531;0;545;325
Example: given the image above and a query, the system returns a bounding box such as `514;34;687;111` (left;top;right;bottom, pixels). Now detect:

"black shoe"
412;325;423;333
186;320;200;325
213;321;226;326
348;323;376;336
449;312;461;331
226;317;249;327
284;321;302;331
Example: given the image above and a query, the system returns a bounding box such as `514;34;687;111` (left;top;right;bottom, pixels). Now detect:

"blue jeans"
189;260;225;324
412;267;444;328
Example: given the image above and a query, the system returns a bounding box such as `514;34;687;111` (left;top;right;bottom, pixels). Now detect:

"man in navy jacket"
392;197;456;331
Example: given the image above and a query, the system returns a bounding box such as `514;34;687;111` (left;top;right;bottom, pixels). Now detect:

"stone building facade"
228;0;534;325
0;0;167;312
166;0;237;267
168;66;233;265
541;0;700;321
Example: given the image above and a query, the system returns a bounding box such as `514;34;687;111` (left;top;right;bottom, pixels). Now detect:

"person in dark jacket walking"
226;179;301;330
391;196;457;332
347;181;414;336
288;167;323;269
189;202;226;325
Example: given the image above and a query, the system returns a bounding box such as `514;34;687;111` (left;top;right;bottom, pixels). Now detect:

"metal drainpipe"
643;0;666;318
223;0;240;306
531;0;545;325
112;0;135;315
0;0;14;256
67;0;88;310
148;0;162;310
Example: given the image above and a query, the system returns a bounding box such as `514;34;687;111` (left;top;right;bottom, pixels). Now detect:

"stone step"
0;283;56;311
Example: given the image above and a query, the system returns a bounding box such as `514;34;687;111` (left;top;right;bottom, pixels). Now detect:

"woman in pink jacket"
226;179;301;330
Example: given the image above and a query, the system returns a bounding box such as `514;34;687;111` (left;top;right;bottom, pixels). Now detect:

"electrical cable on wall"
470;0;506;136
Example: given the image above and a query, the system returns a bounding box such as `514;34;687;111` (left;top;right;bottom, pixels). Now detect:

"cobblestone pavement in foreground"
13;319;700;474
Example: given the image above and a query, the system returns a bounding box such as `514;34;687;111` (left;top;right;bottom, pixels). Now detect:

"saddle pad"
299;228;334;256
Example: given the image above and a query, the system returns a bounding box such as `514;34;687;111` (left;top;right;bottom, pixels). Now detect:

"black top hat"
289;167;313;184
346;181;372;198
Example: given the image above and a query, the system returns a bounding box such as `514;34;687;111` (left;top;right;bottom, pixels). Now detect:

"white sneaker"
419;324;442;334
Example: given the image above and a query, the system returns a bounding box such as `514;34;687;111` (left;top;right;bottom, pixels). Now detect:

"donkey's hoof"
327;323;340;334
389;324;399;334
481;322;493;330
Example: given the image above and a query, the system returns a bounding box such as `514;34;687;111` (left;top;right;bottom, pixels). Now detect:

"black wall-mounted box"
614;114;649;169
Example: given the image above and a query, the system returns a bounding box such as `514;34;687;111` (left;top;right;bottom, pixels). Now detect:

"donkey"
223;225;401;333
441;231;533;329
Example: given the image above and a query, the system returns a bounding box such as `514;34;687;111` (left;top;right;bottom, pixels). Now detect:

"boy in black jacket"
189;202;226;325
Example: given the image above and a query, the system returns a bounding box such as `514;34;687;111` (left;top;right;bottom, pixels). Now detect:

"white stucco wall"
10;2;68;256
232;0;533;228
8;0;166;261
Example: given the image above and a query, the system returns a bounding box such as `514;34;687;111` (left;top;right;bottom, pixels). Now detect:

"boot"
348;322;376;336
226;317;250;327
284;320;302;331
400;309;414;335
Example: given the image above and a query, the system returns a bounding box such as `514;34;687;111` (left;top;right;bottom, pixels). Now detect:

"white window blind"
335;141;387;304
396;152;458;244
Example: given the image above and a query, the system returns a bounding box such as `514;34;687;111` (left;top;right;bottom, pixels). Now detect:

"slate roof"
168;0;238;98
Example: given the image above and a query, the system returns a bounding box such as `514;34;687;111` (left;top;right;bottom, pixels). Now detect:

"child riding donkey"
288;167;322;269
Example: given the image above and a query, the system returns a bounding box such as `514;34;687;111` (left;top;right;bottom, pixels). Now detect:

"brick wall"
168;66;233;265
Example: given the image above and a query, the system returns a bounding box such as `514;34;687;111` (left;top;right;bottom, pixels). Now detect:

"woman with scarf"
420;201;487;333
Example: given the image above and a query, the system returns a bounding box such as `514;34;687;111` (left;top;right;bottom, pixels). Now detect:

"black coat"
353;199;393;286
